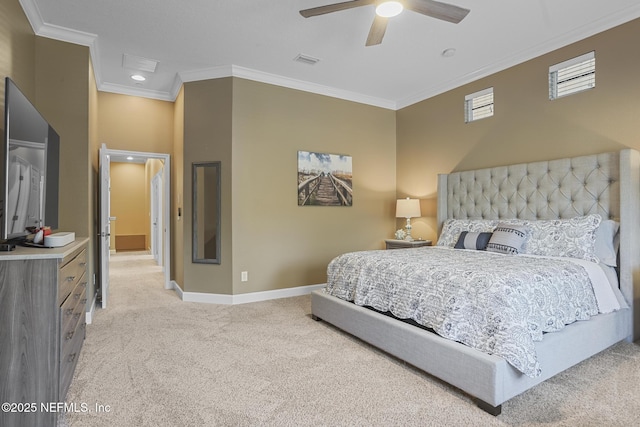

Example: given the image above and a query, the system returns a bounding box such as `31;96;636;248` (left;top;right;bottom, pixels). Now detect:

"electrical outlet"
241;271;248;282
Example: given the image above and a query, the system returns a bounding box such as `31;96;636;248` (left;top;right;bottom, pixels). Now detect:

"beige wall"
231;79;396;294
111;162;146;242
34;37;93;306
182;77;396;295
183;78;233;294
173;87;184;286
397;18;640;242
97;92;174;154
0;0;35;105
35;38;91;237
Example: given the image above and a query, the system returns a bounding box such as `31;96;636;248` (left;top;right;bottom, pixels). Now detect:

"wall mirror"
192;161;221;264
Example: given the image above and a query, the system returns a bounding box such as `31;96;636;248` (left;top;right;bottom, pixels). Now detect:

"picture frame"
297;151;352;206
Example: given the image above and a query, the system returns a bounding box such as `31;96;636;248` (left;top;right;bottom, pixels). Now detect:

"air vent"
122;54;159;73
293;54;320;65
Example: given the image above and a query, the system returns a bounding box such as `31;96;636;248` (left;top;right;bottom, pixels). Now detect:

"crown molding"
98;82;175;102
19;0;44;33
180;65;397;110
396;3;640;109
19;0;397;109
20;0;640;111
20;0;98;47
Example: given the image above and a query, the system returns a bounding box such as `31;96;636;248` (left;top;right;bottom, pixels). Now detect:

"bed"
310;149;640;415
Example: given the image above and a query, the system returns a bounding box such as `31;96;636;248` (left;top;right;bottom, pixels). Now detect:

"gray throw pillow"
454;231;493;250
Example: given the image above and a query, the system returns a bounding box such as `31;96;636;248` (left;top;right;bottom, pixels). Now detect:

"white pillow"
594;220;619;267
504;214;602;263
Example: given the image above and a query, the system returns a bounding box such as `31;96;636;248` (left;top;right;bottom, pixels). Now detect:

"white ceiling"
21;0;640;110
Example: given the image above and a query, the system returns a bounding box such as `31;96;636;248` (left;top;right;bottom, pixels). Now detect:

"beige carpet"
59;253;640;426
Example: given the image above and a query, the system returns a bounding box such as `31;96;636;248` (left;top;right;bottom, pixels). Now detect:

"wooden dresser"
0;238;89;427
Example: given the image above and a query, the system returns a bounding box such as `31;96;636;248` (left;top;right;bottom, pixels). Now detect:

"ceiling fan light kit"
300;0;470;46
376;1;404;18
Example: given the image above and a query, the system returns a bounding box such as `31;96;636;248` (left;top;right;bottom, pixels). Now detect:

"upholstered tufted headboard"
437;149;640;341
438;152;620;224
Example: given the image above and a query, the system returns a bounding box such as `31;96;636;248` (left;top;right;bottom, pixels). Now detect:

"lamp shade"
396;198;421;218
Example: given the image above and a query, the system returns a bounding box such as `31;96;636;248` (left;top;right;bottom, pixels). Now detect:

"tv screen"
1;77;60;241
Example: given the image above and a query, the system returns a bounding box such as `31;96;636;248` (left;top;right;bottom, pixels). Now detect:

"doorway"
99;146;171;309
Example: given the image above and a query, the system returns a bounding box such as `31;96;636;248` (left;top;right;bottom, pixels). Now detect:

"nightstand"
385;239;433;249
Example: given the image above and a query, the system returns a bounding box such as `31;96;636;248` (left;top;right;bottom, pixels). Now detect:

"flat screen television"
0;77;59;242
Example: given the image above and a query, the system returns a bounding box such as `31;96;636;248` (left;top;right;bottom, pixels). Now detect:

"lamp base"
404;219;414;241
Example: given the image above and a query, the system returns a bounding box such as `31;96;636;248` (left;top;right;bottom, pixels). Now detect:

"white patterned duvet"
325;246;621;377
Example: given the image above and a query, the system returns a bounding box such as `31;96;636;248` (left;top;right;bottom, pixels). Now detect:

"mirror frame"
192;161;221;264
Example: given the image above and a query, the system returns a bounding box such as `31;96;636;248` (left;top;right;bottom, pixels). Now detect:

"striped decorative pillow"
486;223;528;255
454;232;493;250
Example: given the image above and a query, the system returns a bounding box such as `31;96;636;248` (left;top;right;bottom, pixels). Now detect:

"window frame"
549;51;595;100
464;87;494;123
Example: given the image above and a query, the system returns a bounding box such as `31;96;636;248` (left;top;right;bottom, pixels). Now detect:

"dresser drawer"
58;249;87;305
61;296;86;355
60;281;87;340
59;317;85;400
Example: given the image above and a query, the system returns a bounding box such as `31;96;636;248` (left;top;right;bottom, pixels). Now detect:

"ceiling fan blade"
300;0;375;18
365;15;388;46
404;0;470;24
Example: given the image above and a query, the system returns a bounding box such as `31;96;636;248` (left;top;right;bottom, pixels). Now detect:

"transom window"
465;87;494;123
549;51;595;100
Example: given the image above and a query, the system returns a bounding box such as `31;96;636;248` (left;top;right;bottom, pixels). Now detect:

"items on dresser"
0;238;88;427
45;231;76;247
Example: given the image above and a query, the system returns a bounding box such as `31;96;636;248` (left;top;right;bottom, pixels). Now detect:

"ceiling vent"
293;54;320;66
122;54;159;73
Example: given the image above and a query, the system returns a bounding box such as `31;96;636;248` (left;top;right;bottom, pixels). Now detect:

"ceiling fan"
299;0;470;46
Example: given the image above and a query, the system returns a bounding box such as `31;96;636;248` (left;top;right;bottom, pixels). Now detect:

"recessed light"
376;1;403;18
127;156;134;160
442;48;456;58
131;74;146;82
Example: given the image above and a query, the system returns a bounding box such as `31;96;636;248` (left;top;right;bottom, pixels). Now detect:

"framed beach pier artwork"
297;151;352;206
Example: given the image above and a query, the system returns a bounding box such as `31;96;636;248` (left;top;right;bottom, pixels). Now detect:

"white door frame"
99;146;111;308
150;171;163;266
99;146;172;296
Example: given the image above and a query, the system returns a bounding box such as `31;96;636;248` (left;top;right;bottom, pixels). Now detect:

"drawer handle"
73;293;81;300
73;313;82;320
68;353;76;363
81;299;87;305
80;281;87;288
66;276;76;282
66;331;75;340
66;308;73;316
79;262;86;267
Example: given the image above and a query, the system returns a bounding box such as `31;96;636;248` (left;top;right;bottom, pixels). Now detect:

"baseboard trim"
85;294;97;324
170;281;325;305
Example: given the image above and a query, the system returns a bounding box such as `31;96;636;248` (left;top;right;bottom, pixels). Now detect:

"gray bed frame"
311;149;640;415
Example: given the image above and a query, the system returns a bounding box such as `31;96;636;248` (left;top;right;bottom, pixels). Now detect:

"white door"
150;171;163;266
99;145;111;309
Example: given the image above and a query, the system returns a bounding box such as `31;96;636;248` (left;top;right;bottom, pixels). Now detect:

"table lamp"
396;197;421;241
